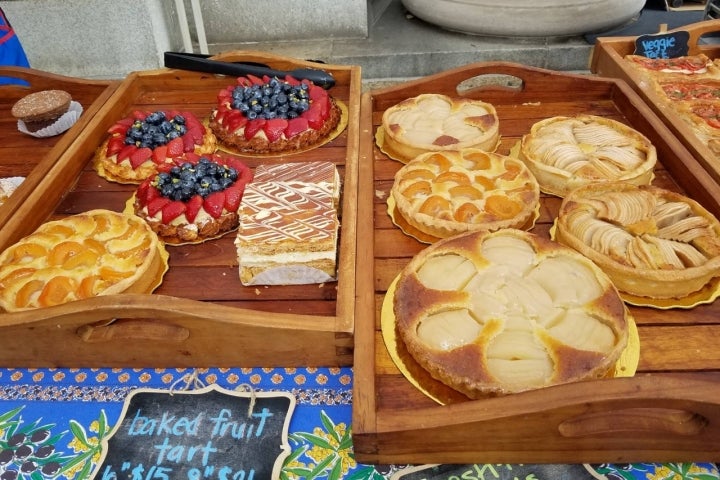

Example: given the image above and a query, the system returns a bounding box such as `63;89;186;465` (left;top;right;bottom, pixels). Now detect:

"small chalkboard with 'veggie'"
634;30;690;58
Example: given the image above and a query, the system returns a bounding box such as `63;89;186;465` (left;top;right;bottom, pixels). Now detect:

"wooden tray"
591;19;720;183
0;67;117;230
353;62;720;464
0;51;361;368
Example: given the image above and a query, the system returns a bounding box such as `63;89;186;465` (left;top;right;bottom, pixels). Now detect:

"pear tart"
0;210;166;312
555;182;720;300
393;229;629;398
381;93;500;163
519;115;656;197
391;149;539;239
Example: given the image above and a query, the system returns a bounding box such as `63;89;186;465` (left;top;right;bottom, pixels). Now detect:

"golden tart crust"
555;182;720;300
381;93;500;163
519;115;656;197
0;210;165;312
393;229;629;398
391;149;539;239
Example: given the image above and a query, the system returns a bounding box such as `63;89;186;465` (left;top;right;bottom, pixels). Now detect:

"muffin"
11;90;80;136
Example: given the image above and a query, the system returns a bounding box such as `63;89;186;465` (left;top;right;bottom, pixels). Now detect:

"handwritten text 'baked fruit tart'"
0;210;168;312
379;93;500;163
392;228;629;399
518;115;656;197
555;182;720;301
390;149;539;240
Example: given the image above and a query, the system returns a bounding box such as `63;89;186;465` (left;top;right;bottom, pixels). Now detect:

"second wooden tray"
353;62;720;464
0;51;361;368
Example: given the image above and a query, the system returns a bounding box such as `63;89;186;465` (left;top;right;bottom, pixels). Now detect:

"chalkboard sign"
633;30;690;58
91;384;295;480
390;463;605;480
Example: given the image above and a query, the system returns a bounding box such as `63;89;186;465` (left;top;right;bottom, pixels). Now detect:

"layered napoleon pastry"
393;228;629;398
0;210;166;311
253;161;341;208
391;149;539;238
555;182;720;299
381;93;500;163
519;115;656;197
236;162;340;285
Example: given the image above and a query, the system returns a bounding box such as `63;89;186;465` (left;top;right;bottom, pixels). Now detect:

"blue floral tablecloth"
0;367;716;480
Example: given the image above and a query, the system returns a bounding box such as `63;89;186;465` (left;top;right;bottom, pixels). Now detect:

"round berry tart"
132;153;253;244
209;74;343;154
94;110;217;184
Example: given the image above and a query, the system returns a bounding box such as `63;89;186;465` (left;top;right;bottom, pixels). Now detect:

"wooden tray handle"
77;318;190;343
675;19;720;53
559;406;707;437
0;66;112;90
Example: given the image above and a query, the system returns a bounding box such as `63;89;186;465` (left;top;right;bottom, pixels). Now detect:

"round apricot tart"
133;153;253;244
209;74;341;154
555;182;720;300
94;110;217;183
391;149;539;238
380;93;500;163
393;228;629;398
0;210;166;312
518;115;656;197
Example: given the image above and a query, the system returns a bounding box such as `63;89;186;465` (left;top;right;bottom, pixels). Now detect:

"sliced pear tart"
393;228;629;398
555;182;720;299
519;115;656;197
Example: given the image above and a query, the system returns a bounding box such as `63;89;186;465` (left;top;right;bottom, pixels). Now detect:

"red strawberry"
285;117;309;139
166;137;184;157
284;75;300;86
107;119;131;135
187;125;204;142
301;102;324;130
263;118;288;143
106;136;126;156
237;77;252;87
244;119;266;140
166;110;180;120
185;195;204;223
204;191;226;218
132;110;148;120
182;132;196;152
117;144;137;162
262;75;272;84
152;145;168;165
162;201;186;223
130;147;152;169
147;197;171;217
184;152;201;164
138;180;160;204
224;184;244;212
308;84;326;102
247;74;264;85
225;110;248;133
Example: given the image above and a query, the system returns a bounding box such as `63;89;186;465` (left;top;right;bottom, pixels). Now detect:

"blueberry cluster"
231;77;310;120
125;111;187;148
154;157;239;201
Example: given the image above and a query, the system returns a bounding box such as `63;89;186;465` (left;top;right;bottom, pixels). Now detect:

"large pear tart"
391;149;540;238
519;115;656;197
0;209;166;311
381;93;500;163
393;228;629;398
555;182;720;300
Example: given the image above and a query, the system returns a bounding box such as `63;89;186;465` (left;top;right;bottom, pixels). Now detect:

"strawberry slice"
132;110;148;121
184;152;201;164
138;180;160;204
162;201;186;223
285;75;300;86
308;84;326;102
117;144;137;162
244;119;266;141
225;110;248;133
263;118;288;143
147;197;171;217
185;195;204;223
247;74;265;86
107;119;131;135
204;191;226;218
106;136;126;156
130;147;152;169
182;132;196;152
237;77;252;87
166;137;184;157
301;102;324;130
224;184;245;212
285;117;309;139
152;145;168;165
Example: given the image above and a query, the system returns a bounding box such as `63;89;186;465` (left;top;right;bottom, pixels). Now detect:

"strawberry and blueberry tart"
94;110;217;184
209;74;342;154
133;153;252;244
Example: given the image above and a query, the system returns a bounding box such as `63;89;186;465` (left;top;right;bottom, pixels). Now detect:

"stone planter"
401;0;646;37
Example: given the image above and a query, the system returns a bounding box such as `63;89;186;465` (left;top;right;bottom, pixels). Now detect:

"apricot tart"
555;182;720;300
519;115;656;197
94;110;217;184
380;93;500;163
133;153;253;244
209;74;341;154
0;209;167;312
391;149;539;239
393;228;629;398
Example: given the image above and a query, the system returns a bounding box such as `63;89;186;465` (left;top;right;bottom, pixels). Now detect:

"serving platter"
0;51;361;368
352;61;720;464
